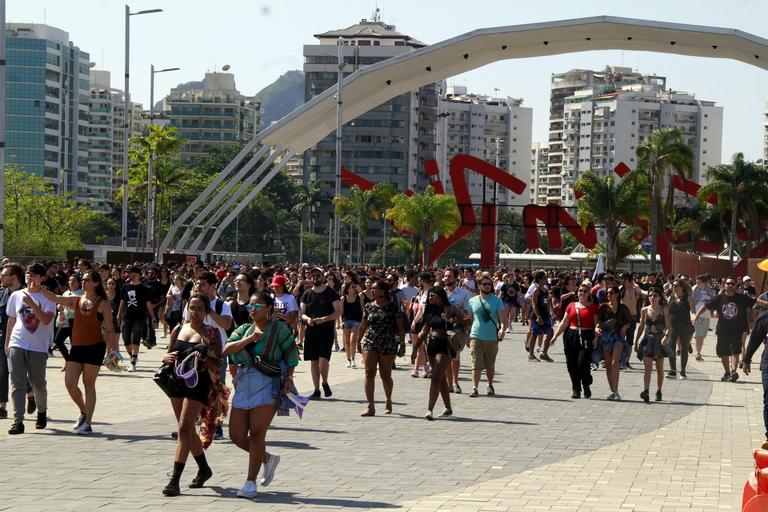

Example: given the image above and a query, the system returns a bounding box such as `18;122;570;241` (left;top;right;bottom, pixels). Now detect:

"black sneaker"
730;371;739;383
26;396;36;414
640;389;650;403
584;386;592;399
571;391;581;399
679;371;687;380
189;466;213;489
540;353;554;362
721;372;731;382
468;388;479;398
35;411;47;429
171;431;178;439
0;408;7;419
162;481;181;497
309;389;322;400
655;391;662;402
322;383;332;398
666;371;676;379
214;426;224;440
487;384;495;397
8;421;24;435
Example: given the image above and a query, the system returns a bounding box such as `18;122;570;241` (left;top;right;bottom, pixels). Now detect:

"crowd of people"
2;256;768;497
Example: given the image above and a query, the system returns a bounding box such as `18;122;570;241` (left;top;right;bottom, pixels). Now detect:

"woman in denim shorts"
595;286;632;401
223;291;300;498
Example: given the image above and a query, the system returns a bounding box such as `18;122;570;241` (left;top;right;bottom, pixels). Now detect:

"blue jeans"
762;370;768;440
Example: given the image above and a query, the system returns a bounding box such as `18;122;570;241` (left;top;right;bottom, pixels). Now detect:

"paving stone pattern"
0;321;762;511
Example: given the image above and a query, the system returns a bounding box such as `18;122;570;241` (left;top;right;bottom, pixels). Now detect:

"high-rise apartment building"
5;23;90;196
548;67;664;205
438;86;532;211
530;142;550;204
87;70;143;213
303;16;440;254
167;72;261;164
560;83;722;205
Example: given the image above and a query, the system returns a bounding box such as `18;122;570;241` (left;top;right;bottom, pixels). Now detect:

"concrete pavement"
0;321;763;511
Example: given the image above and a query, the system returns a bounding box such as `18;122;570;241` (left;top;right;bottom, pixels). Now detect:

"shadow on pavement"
204;487;398;508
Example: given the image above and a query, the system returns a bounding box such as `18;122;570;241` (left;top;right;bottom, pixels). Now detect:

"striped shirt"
228;319;300;368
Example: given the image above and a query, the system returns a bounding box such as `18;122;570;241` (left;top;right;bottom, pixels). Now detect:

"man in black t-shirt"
694;277;755;382
117;266;155;371
300;267;341;400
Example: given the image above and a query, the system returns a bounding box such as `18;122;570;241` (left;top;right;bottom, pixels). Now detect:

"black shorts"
166;371;212;405
69;342;107;366
303;326;334;361
715;333;741;358
426;337;453;358
122;319;145;346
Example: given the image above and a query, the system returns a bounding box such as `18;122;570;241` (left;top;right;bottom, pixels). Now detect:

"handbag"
250;322;282;377
446;326;468;354
153;363;186;398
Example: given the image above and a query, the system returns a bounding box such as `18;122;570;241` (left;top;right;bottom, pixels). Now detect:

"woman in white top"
51;274;84;366
164;274;186;333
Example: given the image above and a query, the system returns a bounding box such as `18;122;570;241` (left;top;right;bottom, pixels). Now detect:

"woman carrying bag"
552;284;599;399
223;291;300;499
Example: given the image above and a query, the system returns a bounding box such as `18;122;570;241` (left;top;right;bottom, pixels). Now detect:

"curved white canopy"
260;15;768;154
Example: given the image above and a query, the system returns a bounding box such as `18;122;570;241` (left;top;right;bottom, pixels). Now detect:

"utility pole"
0;0;6;257
332;37;344;265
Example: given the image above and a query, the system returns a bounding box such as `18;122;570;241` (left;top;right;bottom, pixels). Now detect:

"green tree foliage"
386;186;461;264
4;168;98;257
333;183;396;264
636;128;694;271
698;153;768;264
292;180;328;263
575;170;650;270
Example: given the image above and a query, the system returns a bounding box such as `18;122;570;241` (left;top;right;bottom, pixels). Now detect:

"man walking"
530;271;555;362
694;277;755;382
300;268;340;400
0;263;30;420
467;276;506;397
5;262;56;434
117;266;155;372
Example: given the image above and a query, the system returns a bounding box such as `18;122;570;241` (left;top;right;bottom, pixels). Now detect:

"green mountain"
254;70;305;128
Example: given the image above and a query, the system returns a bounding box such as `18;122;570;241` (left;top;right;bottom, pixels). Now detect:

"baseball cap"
215;269;226;280
743;276;752;283
271;275;287;288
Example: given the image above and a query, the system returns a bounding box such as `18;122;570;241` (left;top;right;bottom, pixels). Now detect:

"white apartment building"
88;70;143;213
560;83;723;205
530;142;550;204
548;67;666;205
438;85;532;212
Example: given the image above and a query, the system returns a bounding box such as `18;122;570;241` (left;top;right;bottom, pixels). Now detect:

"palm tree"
575;170;650;270
332;183;396;264
697;153;768;265
291;181;326;264
636;128;694;272
386;186;461;265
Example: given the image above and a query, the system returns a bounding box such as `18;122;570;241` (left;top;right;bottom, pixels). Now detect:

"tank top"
531;286;550;321
230;298;250;327
645;308;666;333
71;297;104;346
668;295;691;326
362;291;374;305
343;294;363;322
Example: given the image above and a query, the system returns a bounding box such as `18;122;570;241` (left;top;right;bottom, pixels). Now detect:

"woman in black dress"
666;279;695;379
413;287;464;420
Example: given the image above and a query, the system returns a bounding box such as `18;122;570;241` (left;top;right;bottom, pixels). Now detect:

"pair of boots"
162;453;213;496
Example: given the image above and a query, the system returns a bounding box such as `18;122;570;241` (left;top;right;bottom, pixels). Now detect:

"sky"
8;0;768;162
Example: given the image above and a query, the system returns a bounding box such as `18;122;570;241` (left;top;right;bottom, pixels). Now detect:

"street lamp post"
147;64;179;256
332;37;344;266
122;5;162;252
0;0;6;257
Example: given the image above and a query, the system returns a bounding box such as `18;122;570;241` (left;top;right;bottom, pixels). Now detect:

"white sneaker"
260;453;280;486
346;360;351;368
350;360;357;369
73;413;86;430
237;480;258;498
125;362;135;372
606;393;616;401
614;393;622;401
75;422;93;435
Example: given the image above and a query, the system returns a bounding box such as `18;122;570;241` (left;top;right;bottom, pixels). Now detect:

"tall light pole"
122;5;162;252
147;64;179;256
332;37;344;265
0;0;6;257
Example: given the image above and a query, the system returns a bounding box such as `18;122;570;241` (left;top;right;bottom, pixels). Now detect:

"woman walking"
595;286;632;401
357;281;406;416
666;279;695;379
341;277;363;368
39;271;117;434
164;274;185;334
552;284;599;399
413;287;463;420
224;291;299;498
634;290;672;403
161;294;226;496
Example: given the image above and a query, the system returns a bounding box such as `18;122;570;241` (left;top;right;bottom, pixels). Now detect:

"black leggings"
668;323;693;372
51;318;74;360
563;329;594;393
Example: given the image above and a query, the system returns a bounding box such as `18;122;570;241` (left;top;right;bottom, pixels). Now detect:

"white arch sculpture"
160;15;768;257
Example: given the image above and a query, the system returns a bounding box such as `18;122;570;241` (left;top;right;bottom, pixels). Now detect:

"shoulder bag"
446;309;468;353
250;321;282;377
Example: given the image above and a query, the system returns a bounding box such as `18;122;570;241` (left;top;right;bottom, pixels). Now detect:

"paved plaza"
0;320;763;511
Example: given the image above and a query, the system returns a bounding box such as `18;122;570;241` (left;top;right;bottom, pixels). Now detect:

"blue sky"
8;0;768;162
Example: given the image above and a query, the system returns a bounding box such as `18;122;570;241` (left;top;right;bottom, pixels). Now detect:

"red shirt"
565;302;599;329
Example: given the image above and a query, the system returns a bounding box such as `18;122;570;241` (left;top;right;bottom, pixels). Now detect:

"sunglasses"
480;282;493;287
246;303;266;312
